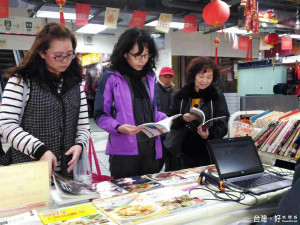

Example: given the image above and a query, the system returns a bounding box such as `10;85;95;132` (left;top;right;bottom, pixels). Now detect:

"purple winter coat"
94;69;167;159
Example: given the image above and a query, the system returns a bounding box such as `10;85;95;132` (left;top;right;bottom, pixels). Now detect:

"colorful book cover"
0;209;42;225
147;172;188;186
39;203;99;224
96;181;128;199
172;167;202;182
110;176;162;193
92;192;171;224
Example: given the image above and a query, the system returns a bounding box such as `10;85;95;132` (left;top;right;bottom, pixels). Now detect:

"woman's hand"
40;150;57;179
197;125;209;139
183;113;198;123
117;124;144;135
65;145;83;173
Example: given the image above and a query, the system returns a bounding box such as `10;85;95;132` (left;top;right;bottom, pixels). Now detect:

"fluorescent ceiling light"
217;26;250;34
36;10;93;20
146;21;184;29
279;34;300;39
76;24;106;34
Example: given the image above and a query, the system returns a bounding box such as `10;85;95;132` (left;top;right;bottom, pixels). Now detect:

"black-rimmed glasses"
45;50;76;62
128;52;150;60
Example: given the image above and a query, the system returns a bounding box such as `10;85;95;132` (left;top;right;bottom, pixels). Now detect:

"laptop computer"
207;136;292;195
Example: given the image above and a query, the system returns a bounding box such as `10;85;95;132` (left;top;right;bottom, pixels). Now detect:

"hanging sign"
75;3;91;25
238;36;249;50
281;36;292;50
0;17;43;35
129;11;148;28
81;53;101;66
156;13;172;33
183;15;197;33
104;7;120;29
0;0;9;18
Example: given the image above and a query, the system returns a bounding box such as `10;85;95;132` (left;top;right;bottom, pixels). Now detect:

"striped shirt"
0;76;91;160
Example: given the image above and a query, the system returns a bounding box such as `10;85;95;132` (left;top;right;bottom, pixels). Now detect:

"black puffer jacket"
169;83;229;157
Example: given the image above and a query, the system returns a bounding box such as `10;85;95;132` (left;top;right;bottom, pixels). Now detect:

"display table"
0;165;293;225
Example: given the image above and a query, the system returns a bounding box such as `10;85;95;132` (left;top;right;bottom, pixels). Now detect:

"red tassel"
215;45;218;64
246;35;253;62
59;5;65;25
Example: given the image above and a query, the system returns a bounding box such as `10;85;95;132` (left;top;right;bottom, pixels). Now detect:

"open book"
51;172;100;205
189;107;226;131
138;114;182;138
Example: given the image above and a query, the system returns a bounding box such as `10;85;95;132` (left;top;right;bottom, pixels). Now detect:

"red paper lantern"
264;33;279;49
56;0;66;6
202;0;230;28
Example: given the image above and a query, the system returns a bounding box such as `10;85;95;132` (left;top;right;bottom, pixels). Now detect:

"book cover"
92;192;171;224
171;167;203;182
39;203;99;224
96;181;128;199
138;114;182;138
0;209;42;225
141;187;186;202
147;172;189;186
110;176;162;193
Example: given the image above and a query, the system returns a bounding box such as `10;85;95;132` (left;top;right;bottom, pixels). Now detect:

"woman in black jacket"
169;57;229;170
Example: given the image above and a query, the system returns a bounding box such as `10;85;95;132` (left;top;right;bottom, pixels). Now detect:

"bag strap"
88;138;102;176
19;81;28;125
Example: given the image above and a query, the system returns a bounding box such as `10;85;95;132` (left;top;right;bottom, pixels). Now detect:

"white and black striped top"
0;76;91;159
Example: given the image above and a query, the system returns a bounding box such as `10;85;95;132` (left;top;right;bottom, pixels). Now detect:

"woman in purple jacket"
94;28;168;178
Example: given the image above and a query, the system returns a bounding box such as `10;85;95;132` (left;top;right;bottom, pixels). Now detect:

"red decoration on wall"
183;15;197;33
129;11;148;28
214;37;220;64
246;35;253;61
244;0;259;34
238;36;249;50
0;0;9;18
264;33;279;49
202;0;230;28
281;36;292;50
75;3;91;25
56;0;66;25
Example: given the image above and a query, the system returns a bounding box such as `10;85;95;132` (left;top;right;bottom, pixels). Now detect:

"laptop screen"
208;137;264;179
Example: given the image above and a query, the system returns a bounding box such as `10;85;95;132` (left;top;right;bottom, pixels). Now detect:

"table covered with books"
0;165;293;225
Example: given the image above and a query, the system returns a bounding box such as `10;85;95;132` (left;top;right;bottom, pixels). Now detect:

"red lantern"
264;33;279;49
56;0;66;25
202;0;230;28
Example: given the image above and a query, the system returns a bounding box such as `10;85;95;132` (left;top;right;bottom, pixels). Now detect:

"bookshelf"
258;151;297;164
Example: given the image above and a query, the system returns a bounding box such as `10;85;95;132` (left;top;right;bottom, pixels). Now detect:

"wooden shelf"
258;151;297;164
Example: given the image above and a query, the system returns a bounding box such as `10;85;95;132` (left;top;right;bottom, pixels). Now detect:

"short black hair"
186;57;219;83
110;27;158;73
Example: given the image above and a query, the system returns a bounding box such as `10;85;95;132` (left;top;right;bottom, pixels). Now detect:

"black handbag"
163;126;187;157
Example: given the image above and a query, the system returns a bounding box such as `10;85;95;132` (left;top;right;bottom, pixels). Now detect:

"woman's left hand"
197;125;209;139
65;145;83;173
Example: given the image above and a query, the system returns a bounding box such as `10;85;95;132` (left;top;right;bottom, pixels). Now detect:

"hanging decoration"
104;7;120;29
129;11;148;28
214;37;220;64
244;0;259;34
258;9;278;24
75;3;91;25
264;33;279;50
245;35;253;61
281;36;292;50
202;0;230;28
183;15;197;33
156;13;172;33
240;0;247;6
0;0;9;18
238;36;249;50
56;0;66;25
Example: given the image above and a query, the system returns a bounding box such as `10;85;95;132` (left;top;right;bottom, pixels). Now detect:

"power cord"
189;184;258;206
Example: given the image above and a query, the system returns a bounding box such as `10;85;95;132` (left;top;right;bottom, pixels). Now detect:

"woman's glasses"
45;50;76;62
128;52;150;61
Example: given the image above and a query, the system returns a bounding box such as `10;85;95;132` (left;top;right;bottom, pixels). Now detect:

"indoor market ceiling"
7;0;300;35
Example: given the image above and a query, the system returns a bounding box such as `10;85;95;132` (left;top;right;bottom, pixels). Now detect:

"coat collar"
175;82;219;101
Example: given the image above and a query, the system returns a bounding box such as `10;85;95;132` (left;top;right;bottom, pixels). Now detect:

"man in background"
157;67;180;171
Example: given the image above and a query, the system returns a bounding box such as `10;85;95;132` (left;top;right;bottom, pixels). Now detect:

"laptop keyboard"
231;175;286;189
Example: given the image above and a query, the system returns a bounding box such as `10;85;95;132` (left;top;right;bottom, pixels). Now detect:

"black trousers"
179;152;212;169
109;140;160;178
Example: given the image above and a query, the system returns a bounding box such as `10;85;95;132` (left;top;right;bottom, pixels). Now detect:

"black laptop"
207;136;292;195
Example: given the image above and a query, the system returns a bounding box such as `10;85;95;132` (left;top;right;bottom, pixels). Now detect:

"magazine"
189;107;227;131
92;192;171;224
141;187;186;202
110;176;162;193
52;172;100;205
147;172;189;186
0;209;42;225
39;203;102;224
96;181;129;199
138;114;182;138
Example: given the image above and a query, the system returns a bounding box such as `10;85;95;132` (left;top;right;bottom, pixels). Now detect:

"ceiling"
7;0;300;35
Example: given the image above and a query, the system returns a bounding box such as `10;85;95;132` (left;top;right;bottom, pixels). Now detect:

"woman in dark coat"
169;57;230;170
